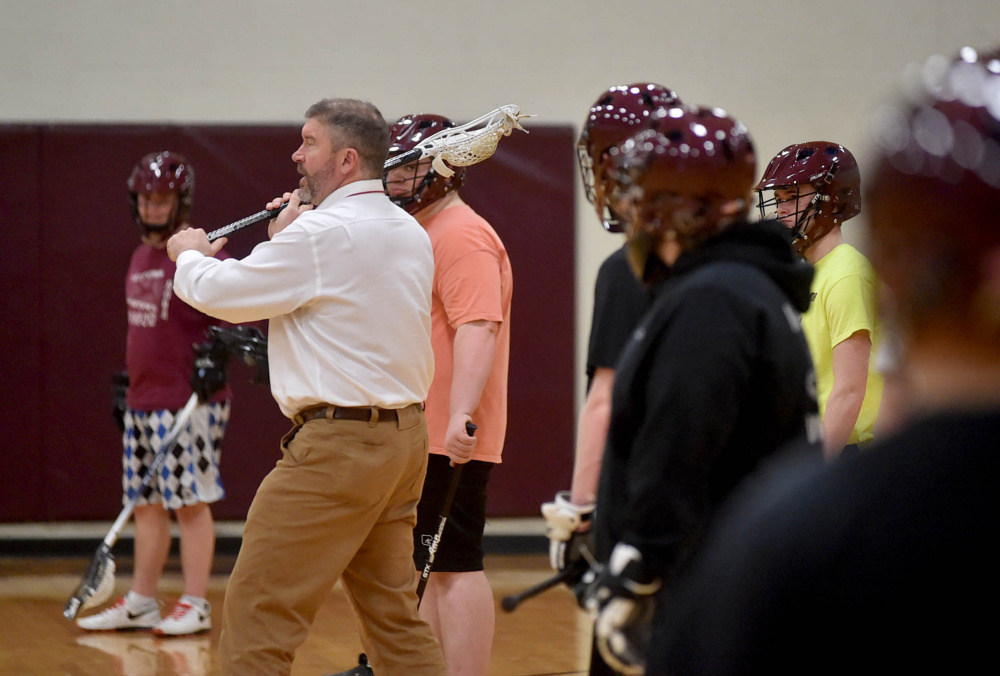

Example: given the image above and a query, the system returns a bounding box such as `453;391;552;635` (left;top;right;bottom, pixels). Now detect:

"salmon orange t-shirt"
422;203;512;463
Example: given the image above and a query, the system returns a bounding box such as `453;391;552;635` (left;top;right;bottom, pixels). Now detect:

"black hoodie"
594;218;820;581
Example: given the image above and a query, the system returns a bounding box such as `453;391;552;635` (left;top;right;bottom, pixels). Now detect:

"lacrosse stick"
384;104;532;176
414;422;477;604
64;325;268;621
502;534;598;612
63;392;200;620
501;564;584;612
206;205;291;243
205;104;533;243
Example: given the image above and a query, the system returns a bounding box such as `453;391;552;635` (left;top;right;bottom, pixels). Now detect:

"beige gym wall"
2;0;998;407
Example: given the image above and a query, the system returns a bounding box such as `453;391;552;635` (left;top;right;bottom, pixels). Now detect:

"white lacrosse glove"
580;543;661;676
541;491;594;574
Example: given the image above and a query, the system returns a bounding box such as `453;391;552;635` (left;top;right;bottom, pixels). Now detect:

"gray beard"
298;160;336;205
298;182;315;204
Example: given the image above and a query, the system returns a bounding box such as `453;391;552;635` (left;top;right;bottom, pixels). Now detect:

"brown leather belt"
294;405;399;425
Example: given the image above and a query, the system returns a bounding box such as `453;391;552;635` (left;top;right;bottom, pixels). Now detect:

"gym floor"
0;520;590;676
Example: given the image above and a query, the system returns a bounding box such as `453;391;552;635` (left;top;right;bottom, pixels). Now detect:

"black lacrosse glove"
111;371;129;432
541;491;595;586
236;326;270;386
576;543;661;676
205;325;270;386
190;341;228;402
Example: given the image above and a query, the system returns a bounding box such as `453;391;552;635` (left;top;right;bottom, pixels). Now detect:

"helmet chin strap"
411;170;438;206
139;223;179;248
600;204;627;233
625;229;670;287
791;195;818;240
791;189;829;252
794;157;842;251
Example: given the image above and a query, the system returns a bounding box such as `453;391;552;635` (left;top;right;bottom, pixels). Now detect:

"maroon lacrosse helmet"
126;151;195;238
867;45;1000;337
384;113;466;214
754;142;861;256
606;105;756;281
578;83;681;232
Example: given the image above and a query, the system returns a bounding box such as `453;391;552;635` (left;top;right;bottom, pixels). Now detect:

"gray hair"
304;98;390;177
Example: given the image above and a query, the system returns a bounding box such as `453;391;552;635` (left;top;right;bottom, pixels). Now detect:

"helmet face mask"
127;151;194;242
756;184;828;252
136;192;181;239
576;138;597;204
385;114;465;214
754;142;860;255
384;157;438;213
577;83;681;232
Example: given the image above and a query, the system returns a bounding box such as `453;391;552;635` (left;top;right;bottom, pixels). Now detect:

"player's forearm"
570;369;614;507
824;331;873;457
821;389;865;457
449;320;499;417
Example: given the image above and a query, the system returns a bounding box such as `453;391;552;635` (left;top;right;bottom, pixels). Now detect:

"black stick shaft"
501;565;579;612
206;203;288;242
63;391;201;621
204;146;426;244
415;422;477;603
383;146;425;172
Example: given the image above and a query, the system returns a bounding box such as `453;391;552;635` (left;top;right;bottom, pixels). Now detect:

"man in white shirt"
167;98;446;676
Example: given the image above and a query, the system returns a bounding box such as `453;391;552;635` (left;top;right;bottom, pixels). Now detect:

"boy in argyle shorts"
77;151;231;636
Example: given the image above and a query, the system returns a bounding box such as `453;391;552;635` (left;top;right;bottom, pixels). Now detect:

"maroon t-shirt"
125;244;232;410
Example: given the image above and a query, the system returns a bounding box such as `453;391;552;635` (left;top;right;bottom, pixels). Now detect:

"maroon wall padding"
0;123;575;521
1;127;45;521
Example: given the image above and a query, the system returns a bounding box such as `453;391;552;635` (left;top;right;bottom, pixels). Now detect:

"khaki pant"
219;404;446;675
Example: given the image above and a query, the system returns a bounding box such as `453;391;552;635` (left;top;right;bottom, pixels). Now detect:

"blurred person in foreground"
653;46;1000;674
575;103;820;674
541;83;678;676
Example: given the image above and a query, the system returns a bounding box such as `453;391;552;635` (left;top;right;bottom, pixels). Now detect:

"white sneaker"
154;597;211;636
76;596;161;631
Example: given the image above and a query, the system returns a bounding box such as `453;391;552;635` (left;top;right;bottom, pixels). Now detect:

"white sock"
125;591;157;611
179;594;209;611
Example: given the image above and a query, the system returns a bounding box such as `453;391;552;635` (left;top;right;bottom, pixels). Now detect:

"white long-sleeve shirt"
173;179;435;417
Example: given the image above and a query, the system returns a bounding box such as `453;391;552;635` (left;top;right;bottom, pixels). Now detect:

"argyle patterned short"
122;402;229;509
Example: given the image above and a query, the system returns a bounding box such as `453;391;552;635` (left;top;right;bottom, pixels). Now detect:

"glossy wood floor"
0;553;591;675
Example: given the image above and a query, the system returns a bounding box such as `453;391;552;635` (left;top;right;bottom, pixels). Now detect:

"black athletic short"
413;453;494;573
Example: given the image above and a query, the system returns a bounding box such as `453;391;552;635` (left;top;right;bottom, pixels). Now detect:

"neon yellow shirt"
802;244;883;445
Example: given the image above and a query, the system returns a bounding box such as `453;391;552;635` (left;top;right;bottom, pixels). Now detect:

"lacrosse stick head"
127;151;195;242
385;114;467;214
578;84;681;232
64;545;116;620
429;105;531;170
